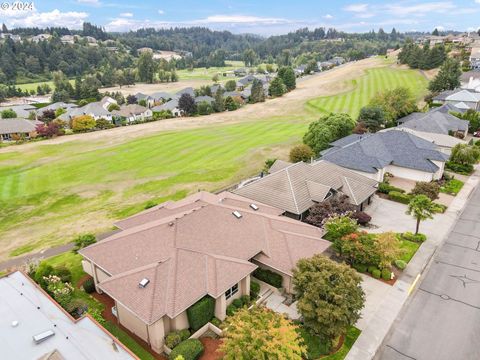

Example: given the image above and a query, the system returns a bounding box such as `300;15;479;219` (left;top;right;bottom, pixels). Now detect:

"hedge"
165;329;191;349
381;269;392;280
401;232;426;243
446;161;474;175
253;268;283;288
388;191;412;204
394;259;407;270
353;263;368;273
82;277;96;293
378;182;405;194
372;269;381;279
250;281;260;299
186;296;215;332
169;339;204;360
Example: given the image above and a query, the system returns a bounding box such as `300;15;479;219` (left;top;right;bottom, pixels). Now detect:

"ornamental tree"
450;143;480;165
293;255;364;348
220;306;306;360
71;115;96;133
407;195;436;234
289;144;314;163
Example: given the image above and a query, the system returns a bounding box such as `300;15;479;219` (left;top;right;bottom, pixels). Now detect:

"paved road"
375;186;480;360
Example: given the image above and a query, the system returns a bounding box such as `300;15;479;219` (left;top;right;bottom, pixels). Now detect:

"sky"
1;0;479;35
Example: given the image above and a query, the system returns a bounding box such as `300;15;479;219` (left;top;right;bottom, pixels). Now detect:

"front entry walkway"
256;279;301;320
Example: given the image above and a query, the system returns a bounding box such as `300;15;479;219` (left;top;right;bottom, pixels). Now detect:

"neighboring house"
150;92;171;104
137;47;153;54
85;36;97;44
0;104;37;119
294;64;307;76
461;71;480;91
240;88;251;100
469;47;480;69
174;87;195;99
318;61;335;70
112;104;152;123
237;75;256;89
60;100;114;122
397;107;469;138
134;93;154;107
433;88;480;110
60;35;75;44
234;160;378;220
223;91;241;99
79;191;330;354
194;95;214;104
0;119;42;141
210;84;223;94
37;102;78;116
152;99;181;116
331;56;345;65
234;68;247;76
0;271;137;360
321;130;449;182
31;33;51;43
0;33;21;42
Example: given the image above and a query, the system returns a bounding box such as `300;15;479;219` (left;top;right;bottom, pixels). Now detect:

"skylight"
139;278;150;288
249;203;259;211
232;210;242;219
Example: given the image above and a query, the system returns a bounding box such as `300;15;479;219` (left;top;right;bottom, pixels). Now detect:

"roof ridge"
342;176;358;205
147;262;161;323
285;166;300;214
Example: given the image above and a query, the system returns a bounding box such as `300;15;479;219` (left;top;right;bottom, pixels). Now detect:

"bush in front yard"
410;181;440;200
186;296;215;331
388;191;412;204
378;182;405;194
381;269;392;281
372;269;381;279
367;266;378;274
240;295;251;306
250;281;260;299
169;339;204;360
401;232;426;243
73;233;96;252
394;260;407;270
82;277;96;293
165;329;191;349
53;266;72;283
353;263;368;273
226;304;237;317
351;211;372;226
253;268;283;288
446;161;474;175
232;298;243;308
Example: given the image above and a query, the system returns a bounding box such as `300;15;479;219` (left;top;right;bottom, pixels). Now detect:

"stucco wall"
385;164;434;182
431;160;445;180
116;301;149;342
147;317;166;354
168;310;189;331
351;168;384;182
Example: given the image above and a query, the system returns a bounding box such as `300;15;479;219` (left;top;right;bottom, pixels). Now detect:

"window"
225;283;239;300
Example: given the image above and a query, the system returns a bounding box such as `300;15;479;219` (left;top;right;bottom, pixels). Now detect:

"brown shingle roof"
234;160;378;214
80;192;328;323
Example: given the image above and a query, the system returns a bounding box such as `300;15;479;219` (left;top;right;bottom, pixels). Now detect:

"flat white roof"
0;271;136;360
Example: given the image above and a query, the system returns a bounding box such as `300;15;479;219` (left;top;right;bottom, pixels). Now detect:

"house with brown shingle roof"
234;160;378;220
79;191;330;354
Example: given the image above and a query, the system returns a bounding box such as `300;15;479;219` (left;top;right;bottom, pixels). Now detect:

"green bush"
378;182;405;194
394;259;407;270
353;263;368;273
381;269;392;280
33;263;54;289
165;329;191;349
440;179;464;195
232;298;243;308
432;203;447;213
82;277;96;293
250;281;260;299
372;269;381;279
169;339;204;360
53;266;72;283
253;268;283;288
367;266;377;274
402;232;426;243
186;296;215;332
226;304;237;317
240;295;250;306
388;191;412;204
73;233;96;252
446;161;474;175
210;317;222;328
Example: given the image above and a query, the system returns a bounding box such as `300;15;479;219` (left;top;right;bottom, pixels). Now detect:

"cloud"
434;25;445;31
120;12;133;17
344;3;369;12
77;0;101;5
384;2;455;17
323;14;333;19
158;9;165;15
194;15;290;25
3;9;88;29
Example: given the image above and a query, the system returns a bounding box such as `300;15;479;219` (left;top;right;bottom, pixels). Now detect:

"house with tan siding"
79;191;330;354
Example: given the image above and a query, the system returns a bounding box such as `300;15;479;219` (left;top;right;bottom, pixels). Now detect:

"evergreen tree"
278;66;296;91
137;52;156;83
268;77;287;97
249;79;265;103
428;58;461;93
213;89;224;112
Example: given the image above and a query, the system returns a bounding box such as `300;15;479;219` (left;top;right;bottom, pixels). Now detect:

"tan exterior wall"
116;301;149;342
147;317;166;354
168;310;189;331
215;294;227;321
81;260;93;277
385;164;434;182
251;261;293;293
431;160;445;180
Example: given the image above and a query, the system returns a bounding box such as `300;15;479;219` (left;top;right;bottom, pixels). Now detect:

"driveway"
366;196;455;239
357;274;391;331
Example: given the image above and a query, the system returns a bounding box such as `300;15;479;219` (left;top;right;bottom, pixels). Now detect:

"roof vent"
139;278;150;288
33;330;55;344
11;320;19;328
249;203;259;211
168;222;174;226
232;210;242;219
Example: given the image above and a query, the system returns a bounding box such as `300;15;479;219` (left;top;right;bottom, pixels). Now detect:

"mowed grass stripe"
307;66;428;119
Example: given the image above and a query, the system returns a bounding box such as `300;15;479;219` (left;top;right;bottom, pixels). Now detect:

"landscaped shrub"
82;277;96;293
351;211;372;226
186;296;215;332
378;182;405;194
432;203;447;213
323;215;359;241
401;232;426;243
440;179;464;195
253;268;283;288
240;295;251;306
210;317;222;328
353;263;368;273
388;191;412;204
169;339;204;360
381;269;392;281
165;329;191;349
372;269;381;279
250;281;260;299
367;266;377;274
226;304;237;317
33;263;54;289
232;298;243;308
446;161;474;175
410;181;440;200
53;266;72;283
394;260;407;270
73;233;96;252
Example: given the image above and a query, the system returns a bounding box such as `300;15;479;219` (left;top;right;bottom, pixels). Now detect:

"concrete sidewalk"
346;171;479;360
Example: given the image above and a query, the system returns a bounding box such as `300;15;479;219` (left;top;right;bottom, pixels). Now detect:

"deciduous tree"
289;144;314;163
407;195;436;234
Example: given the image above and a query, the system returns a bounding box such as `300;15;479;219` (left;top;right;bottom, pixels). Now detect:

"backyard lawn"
399;239;421;263
306;65;428;118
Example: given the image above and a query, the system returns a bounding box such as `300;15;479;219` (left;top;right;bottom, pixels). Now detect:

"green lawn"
177;60;245;80
104;322;154;360
0;118;307;256
440;179;464;196
298;325;361;360
399;239;421;263
16;79;75;93
306;66;428;118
